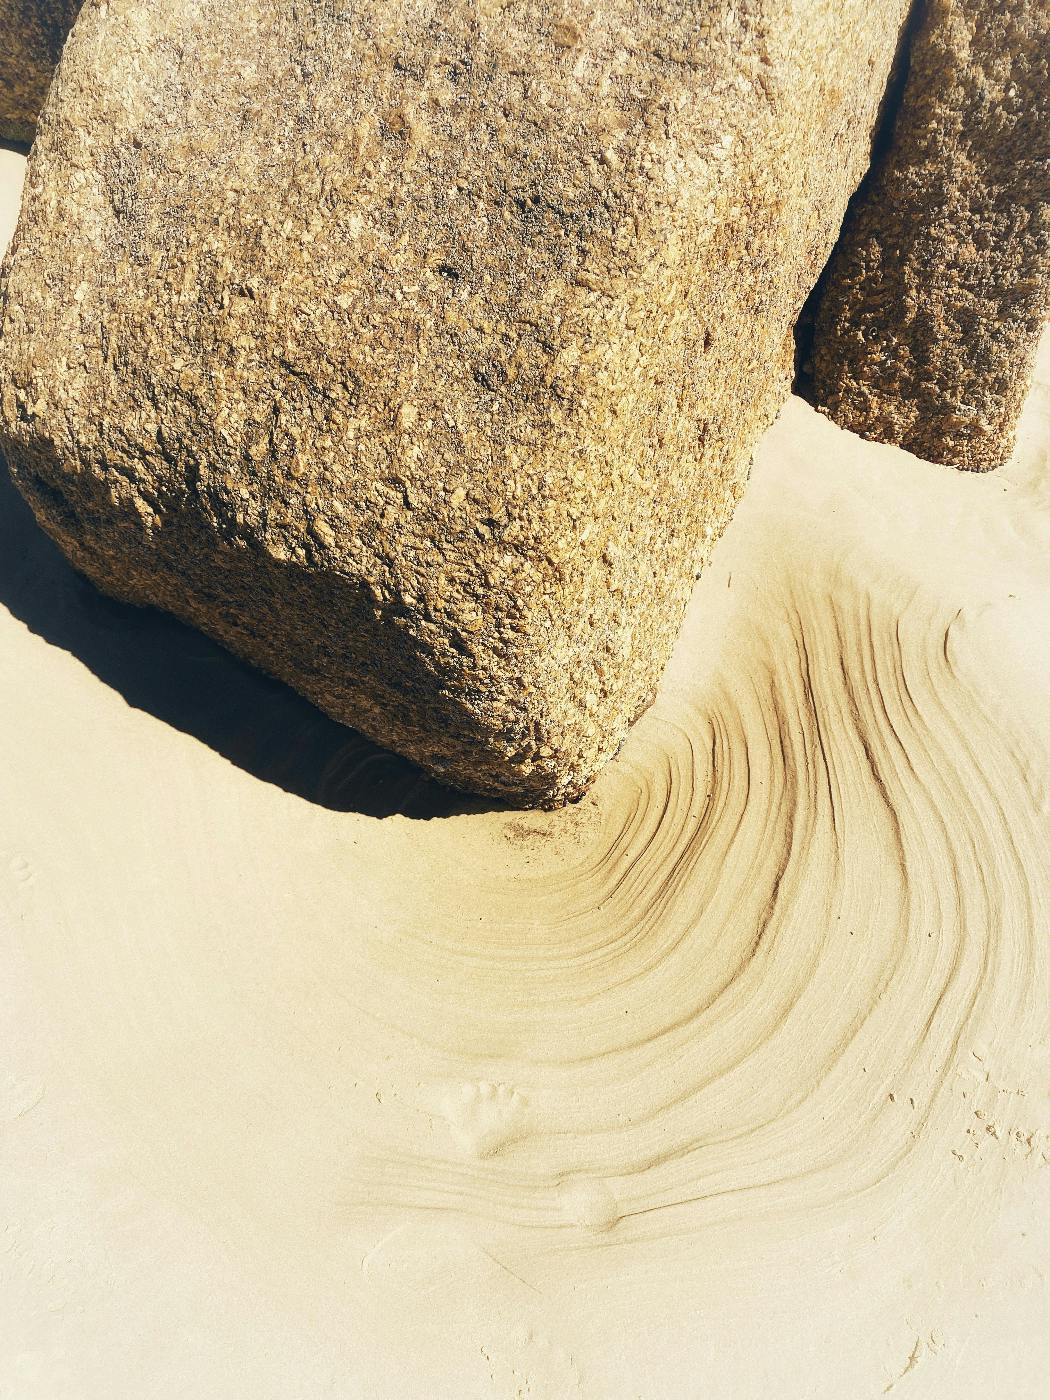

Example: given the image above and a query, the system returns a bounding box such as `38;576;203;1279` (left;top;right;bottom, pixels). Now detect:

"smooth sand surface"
3;147;1050;1398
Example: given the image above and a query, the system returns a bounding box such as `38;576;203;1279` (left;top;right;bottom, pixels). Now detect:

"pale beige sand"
3;147;1050;1398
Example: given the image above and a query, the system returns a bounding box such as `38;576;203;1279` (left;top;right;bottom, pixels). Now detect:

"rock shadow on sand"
0;459;494;818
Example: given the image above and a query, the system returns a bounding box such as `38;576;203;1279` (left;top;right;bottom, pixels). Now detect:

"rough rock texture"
0;0;909;806
0;0;80;142
810;0;1050;472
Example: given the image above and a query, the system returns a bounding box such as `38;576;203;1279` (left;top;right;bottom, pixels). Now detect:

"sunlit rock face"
0;0;908;804
810;0;1050;472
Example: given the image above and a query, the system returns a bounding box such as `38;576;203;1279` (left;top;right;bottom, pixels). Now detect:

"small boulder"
810;0;1050;472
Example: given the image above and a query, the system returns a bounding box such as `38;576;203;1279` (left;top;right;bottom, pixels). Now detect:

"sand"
3;145;1050;1398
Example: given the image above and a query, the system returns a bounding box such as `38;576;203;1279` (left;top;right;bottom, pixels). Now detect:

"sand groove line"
346;560;1049;1236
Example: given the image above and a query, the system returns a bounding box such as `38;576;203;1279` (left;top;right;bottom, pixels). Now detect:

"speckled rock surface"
0;0;908;805
0;0;80;142
811;0;1050;472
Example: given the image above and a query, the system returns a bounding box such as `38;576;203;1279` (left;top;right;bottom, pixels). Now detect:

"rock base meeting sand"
3;148;1050;1397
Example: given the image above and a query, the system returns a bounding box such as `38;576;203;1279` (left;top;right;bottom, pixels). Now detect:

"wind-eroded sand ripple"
350;544;1048;1252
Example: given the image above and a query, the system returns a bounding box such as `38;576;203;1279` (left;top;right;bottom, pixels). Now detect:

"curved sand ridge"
347;540;1049;1246
4;140;1050;1395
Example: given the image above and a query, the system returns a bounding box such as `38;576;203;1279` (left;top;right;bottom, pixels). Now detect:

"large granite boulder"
0;0;908;805
0;1;80;142
810;0;1050;472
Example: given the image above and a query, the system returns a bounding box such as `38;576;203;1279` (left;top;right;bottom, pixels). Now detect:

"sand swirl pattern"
350;540;1049;1246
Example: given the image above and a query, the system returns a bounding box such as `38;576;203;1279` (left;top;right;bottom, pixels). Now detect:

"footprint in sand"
443;1081;530;1159
8;854;35;888
481;1327;582;1399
